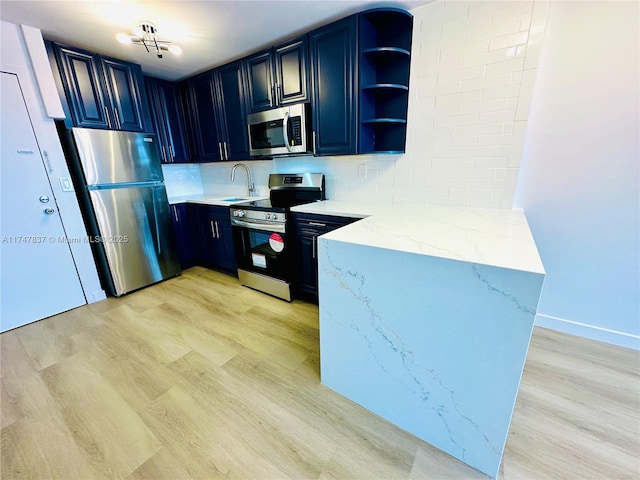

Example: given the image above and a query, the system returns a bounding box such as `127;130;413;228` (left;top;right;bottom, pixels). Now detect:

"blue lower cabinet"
190;205;237;272
293;213;360;301
169;204;195;268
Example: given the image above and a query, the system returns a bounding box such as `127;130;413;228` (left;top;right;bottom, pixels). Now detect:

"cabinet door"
54;45;110;129
178;82;200;162
215;61;250;160
169;204;195;268
156;81;188;162
144;77;169;162
191;206;236;271
214;214;237;272
295;233;318;296
191;205;217;265
245;50;274;113
187;73;222;162
274;37;309;106
309;16;358;155
146;77;188;163
100;57;148;132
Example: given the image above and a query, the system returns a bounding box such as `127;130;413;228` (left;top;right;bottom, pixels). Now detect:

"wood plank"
0;268;637;479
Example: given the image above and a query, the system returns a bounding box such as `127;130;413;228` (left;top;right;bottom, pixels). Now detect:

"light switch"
59;177;74;192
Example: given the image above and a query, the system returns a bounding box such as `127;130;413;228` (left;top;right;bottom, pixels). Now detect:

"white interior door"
0;72;86;332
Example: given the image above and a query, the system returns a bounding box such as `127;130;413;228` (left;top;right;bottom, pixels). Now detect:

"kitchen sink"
219;197;249;202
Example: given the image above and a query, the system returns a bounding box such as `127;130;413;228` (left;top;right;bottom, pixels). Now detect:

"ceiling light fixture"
116;22;182;58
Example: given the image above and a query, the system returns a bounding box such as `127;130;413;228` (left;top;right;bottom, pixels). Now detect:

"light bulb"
116;33;132;44
168;45;182;55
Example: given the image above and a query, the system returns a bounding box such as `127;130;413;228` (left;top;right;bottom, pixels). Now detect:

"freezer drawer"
88;184;180;295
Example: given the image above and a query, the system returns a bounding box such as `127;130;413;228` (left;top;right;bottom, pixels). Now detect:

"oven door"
232;221;291;282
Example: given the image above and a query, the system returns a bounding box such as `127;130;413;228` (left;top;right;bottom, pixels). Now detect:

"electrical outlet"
358;164;367;179
59;177;74;192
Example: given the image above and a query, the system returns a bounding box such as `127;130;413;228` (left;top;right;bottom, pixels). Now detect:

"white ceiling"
0;0;431;81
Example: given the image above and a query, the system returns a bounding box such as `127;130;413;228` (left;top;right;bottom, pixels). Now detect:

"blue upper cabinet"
274;37;309;106
245;36;309;113
144;76;188;163
180;72;222;162
52;43;150;132
309;16;358;156
53;45;110;129
214;60;250;160
100;57;150;132
245;50;274;113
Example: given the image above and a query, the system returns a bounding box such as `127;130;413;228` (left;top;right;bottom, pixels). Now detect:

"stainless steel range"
230;173;325;301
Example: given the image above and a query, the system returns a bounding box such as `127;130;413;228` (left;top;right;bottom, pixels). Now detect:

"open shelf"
361;118;407;124
358;8;413;154
362;83;409;91
362;47;411;57
359;122;408;154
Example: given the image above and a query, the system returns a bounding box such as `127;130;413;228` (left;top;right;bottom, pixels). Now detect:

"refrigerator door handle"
113;108;121;130
153;196;162;254
103;106;112;128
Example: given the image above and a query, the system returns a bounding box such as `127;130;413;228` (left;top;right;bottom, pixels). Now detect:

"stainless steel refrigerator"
59;127;181;296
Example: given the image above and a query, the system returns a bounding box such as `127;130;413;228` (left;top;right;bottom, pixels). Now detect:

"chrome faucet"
230;163;256;197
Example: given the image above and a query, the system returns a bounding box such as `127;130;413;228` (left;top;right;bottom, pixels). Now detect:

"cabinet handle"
215;221;220;238
172;205;179;222
210;220;215;238
312;131;317;156
274;82;280;103
223;142;229;160
308;222;326;227
169;145;175;161
312;235;316;259
103;106;112;128
218;142;223;159
113;108;121;129
271;84;276;107
161;146;167;162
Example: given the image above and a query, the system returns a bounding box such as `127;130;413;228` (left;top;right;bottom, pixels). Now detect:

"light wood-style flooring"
1;267;638;479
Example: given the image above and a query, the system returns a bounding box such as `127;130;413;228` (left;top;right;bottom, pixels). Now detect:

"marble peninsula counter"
291;201;545;478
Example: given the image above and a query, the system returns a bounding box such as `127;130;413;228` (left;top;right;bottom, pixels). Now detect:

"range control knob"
236;210;245;218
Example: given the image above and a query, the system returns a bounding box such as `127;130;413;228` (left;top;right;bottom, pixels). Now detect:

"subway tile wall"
166;1;549;209
161;163;203;198
396;0;549;208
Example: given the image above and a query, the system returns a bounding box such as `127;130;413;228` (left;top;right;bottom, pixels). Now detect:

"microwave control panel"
289;117;302;146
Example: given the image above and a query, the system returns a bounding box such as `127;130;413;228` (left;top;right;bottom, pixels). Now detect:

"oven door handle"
231;218;286;234
283;111;291;152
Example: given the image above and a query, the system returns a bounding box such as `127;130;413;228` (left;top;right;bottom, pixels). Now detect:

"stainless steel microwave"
247;103;311;157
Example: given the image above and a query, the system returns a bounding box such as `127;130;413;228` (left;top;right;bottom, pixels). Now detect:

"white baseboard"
535;314;640;351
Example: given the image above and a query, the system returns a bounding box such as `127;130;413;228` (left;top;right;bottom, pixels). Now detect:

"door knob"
39;195;50;203
44;208;55;215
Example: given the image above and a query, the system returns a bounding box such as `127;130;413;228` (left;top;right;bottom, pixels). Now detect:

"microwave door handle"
283;111;291;152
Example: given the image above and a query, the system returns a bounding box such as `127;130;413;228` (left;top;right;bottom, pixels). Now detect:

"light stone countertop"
167;194;268;206
293;200;545;274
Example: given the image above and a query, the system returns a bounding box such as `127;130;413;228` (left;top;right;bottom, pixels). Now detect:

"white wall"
181;1;547;207
1;21;105;302
514;1;639;349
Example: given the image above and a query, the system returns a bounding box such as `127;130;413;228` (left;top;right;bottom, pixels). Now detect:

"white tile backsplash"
162;0;546;209
161;164;203;198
